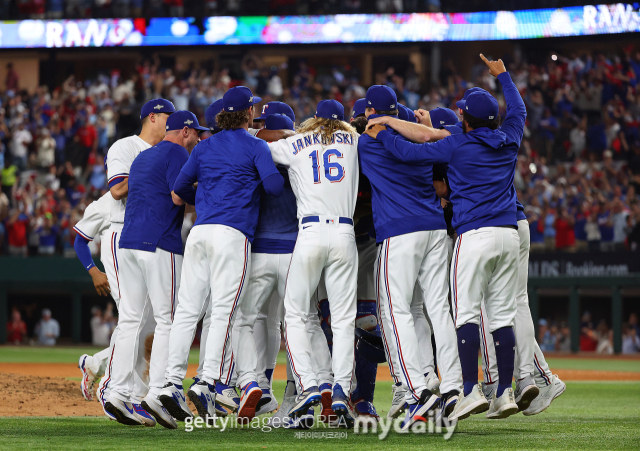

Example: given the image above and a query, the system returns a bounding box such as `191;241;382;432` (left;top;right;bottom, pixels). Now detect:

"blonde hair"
296;117;357;145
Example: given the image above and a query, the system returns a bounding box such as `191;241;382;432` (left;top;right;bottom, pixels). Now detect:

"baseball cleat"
486;387;519;419
142;394;178;429
159;382;194;421
319;383;335;422
425;372;441;396
187;380;218;421
438;390;460;419
237;381;262;423
481;381;497;401
448;384;489;422
214;382;240;412
78;354;96;401
194;378;228;417
132;403;157;427
255;389;278;416
400;389;440;431
331;384;356;429
523;374;566;416
388;383;408;419
288;386;321;419
515;376;540;412
353;399;379;420
104;396;144;426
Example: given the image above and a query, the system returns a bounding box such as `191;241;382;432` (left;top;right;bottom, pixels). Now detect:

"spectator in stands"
1;157;18;205
629;313;640;339
622;323;640;354
595;319;613;354
35;308;60;346
612;198;630;251
90;306;111;346
598;203;615;252
584;211;602;252
6;209;29;256
528;208;545;252
10;121;32;171
35;128;56;169
6;308;27;345
557;322;572;352
35;212;58;255
538;319;555;352
580;311;598;352
543;209;556;251
5;63;19;92
554;206;575;251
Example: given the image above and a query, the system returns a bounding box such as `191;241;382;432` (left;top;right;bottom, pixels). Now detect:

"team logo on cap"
367;100;371;104
489;115;494;119
185;120;193;125
440;120;445;124
154;104;164;110
332;114;337;119
390;104;395;108
466;106;469;110
249;96;253;102
228;107;234;111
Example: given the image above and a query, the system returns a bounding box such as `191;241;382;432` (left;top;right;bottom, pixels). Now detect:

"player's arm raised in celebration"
366;115;450;144
480;53;527;146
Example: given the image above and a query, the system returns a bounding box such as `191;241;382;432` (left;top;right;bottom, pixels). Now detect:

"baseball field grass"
1;347;639;450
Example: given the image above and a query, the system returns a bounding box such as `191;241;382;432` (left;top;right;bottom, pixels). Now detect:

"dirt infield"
1;361;638;417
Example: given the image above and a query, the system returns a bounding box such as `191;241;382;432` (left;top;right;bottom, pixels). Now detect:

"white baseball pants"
451;227;519;331
109;247;181;401
234;252;291;388
98;227;156;405
284;219;357;393
479;220;553;386
166;224;250;386
253;290;283;390
376;230;458;402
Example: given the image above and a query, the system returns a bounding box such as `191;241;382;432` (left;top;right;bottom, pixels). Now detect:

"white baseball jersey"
106;135;151;225
73;192;113;244
268;131;359;219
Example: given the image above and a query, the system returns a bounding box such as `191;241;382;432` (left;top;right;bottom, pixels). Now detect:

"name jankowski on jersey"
291;132;355;155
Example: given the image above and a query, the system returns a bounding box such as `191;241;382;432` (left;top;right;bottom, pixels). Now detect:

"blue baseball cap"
265;113;294;131
258;101;295;123
222;86;261;112
205;99;224;132
315;100;344;121
464;92;499;121
140;98;176;120
455;87;489;110
365;85;397;112
429;107;458;127
165;110;208;133
351;98;367;119
398;104;417;123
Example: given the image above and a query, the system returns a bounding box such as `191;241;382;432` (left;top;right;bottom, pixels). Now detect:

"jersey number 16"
309;149;344;184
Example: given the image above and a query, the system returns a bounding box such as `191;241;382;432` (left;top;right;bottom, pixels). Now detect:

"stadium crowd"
1;46;640;257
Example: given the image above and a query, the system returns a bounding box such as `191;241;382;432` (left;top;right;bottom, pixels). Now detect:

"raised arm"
366;116;450;144
479;53;526;145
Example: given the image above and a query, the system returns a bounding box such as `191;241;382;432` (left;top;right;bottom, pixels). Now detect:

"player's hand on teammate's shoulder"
414;109;432;127
480;53;507;77
366;116;390;128
363;124;387;140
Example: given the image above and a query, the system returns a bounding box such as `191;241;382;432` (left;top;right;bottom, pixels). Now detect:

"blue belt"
301;216;353;225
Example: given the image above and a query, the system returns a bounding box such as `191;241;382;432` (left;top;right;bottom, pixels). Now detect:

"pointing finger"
480;53;489;64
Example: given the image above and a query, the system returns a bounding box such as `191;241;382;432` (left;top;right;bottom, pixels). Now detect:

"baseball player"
359;85;461;430
266;99;359;427
366;54;525;421
253;101;296;130
477;200;566;414
74;191;113;401
105;110;204;428
160;87;284;425
95;98;176;422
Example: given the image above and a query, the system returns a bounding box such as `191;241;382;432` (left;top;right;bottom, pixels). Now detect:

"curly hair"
296;117;357;144
216;109;252;130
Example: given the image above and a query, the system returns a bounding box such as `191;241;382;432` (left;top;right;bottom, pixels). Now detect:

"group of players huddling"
74;54;565;431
